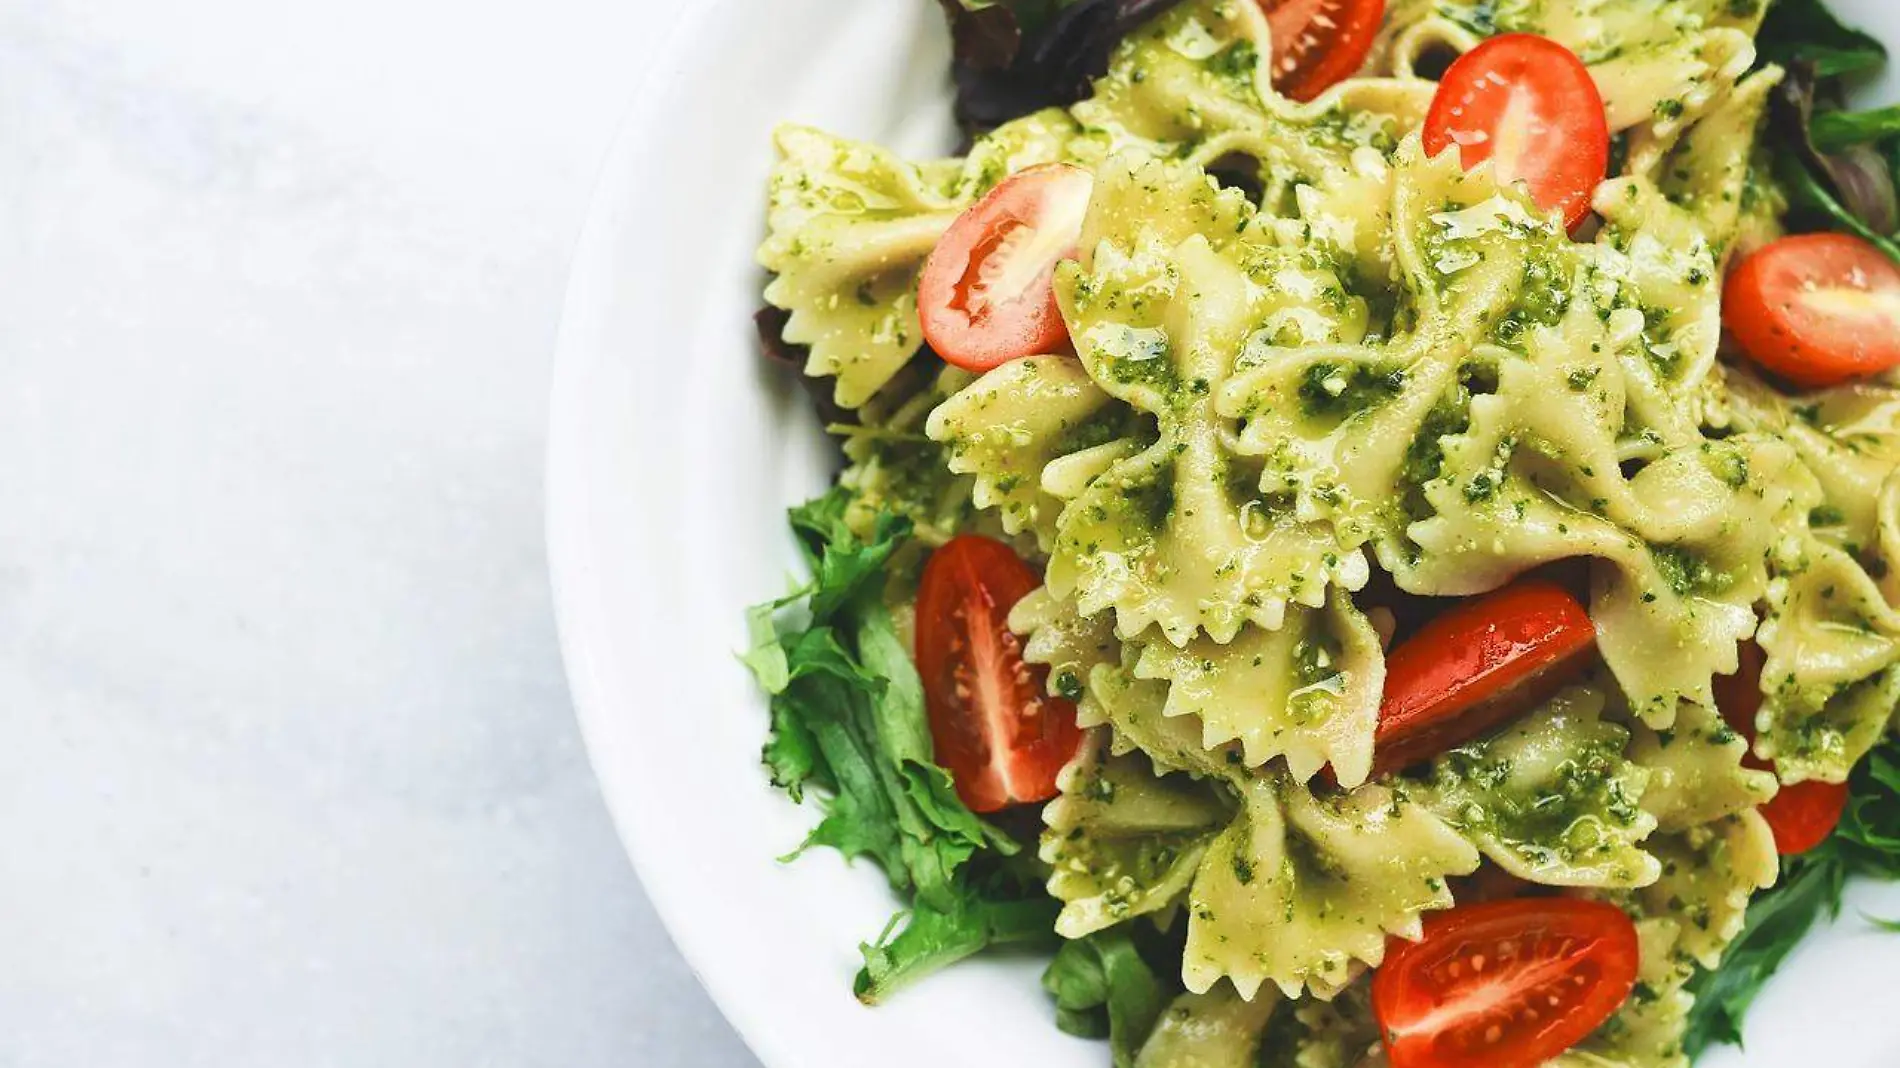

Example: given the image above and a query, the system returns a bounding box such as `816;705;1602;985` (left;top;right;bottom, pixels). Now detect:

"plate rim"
544;1;781;1065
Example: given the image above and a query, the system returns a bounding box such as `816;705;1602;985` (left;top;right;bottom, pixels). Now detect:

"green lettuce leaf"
747;487;1059;1001
1759;0;1887;77
856;853;1063;1004
1812;105;1900;150
1684;736;1900;1059
748;489;1006;911
1042;929;1174;1067
1763;1;1900;266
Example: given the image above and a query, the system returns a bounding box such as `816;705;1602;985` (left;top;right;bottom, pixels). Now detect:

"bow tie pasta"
759;114;1081;409
745;0;1900;1064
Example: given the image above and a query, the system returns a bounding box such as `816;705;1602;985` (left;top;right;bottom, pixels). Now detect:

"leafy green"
1769;60;1900;250
1774;148;1900;260
856;851;1063;1004
1812;105;1900;150
1684;736;1900;1059
1042;930;1175;1067
748;490;1002;911
944;0;1189;133
747;488;1065;1001
1681;850;1845;1055
1758;0;1888;78
937;0;1065;74
1753;0;1900;263
786;491;907;623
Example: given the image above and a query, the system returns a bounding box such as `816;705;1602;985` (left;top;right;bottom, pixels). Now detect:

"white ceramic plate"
548;3;1900;1065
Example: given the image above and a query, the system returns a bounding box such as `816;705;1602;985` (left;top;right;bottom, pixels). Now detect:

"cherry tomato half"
1422;34;1610;230
1260;0;1386;103
915;535;1084;813
1762;778;1851;855
1374;898;1640;1068
1371;580;1598;777
1714;642;1850;855
1723;232;1900;388
918;164;1093;373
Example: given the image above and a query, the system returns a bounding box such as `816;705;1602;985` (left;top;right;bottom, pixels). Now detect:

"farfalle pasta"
744;0;1900;1066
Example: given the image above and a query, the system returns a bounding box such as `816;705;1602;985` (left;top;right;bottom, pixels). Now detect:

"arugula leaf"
749;491;1000;901
1767;61;1900;257
747;488;1058;1000
1684;735;1900;1059
742;600;791;694
1042;930;1174;1067
786;492;908;624
1759;0;1888;78
1836;743;1900;874
1812;105;1900;150
1683;850;1847;1055
1773;149;1900;260
855;879;1061;1004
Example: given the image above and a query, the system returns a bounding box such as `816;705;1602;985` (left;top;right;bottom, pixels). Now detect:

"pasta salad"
741;1;1900;1065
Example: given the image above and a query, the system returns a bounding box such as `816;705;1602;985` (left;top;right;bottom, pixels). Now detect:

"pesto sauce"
1297;360;1407;420
1650;544;1728;598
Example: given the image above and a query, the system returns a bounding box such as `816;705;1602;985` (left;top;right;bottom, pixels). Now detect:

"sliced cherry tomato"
1723;232;1900;388
1374;898;1640;1068
1761;778;1850;855
1260;0;1386;103
915;535;1084;813
918;164;1093;373
1713;640;1770;768
1421;34;1610;230
1714;641;1850;855
1371;580;1597;777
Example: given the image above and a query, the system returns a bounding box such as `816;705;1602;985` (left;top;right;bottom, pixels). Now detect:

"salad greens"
1043;929;1177;1067
743;0;1900;1058
746;489;1182;1036
943;0;1190;133
1757;0;1887;78
1679;6;1900;1050
745;489;1060;1002
1684;738;1900;1057
1764;0;1900;261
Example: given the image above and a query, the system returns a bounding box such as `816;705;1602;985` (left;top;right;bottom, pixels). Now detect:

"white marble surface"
0;1;756;1064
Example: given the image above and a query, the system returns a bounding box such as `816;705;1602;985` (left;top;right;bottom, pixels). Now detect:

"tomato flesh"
1374;898;1640;1068
918;164;1094;373
1260;0;1385;103
1371;580;1597;777
1762;778;1850;855
915;535;1084;813
1723;232;1900;388
1422;34;1610;230
1714;642;1850;855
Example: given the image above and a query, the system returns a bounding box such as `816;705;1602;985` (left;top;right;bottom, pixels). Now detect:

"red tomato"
1714;642;1850;855
1421;34;1610;230
1723;233;1900;388
918;164;1093;373
1711;639;1770;761
1762;778;1850;855
915;535;1084;813
1371;581;1597;777
1374;898;1640;1068
1260;0;1386;102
